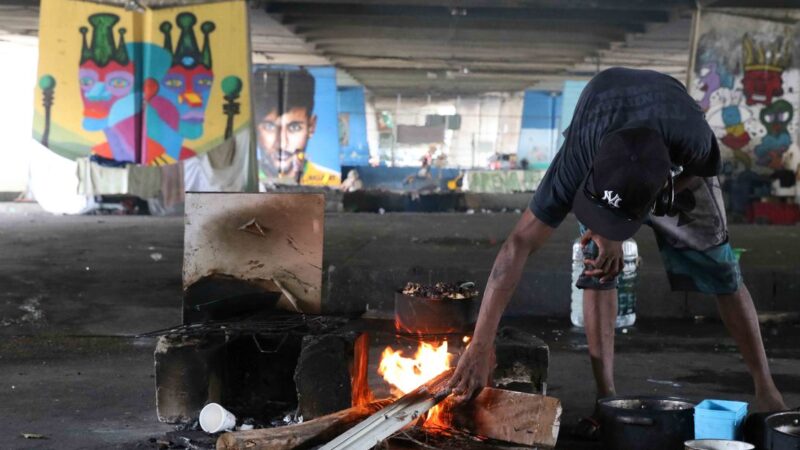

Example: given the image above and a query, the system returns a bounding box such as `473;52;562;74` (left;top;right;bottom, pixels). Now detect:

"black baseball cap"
572;127;672;241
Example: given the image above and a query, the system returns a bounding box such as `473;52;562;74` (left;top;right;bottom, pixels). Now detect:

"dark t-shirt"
530;67;721;228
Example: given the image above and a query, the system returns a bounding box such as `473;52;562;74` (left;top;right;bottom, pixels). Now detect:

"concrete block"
155;334;225;424
294;332;370;420
493;327;549;393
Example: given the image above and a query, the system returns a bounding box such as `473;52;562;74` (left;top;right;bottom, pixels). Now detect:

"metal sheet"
184;193;324;314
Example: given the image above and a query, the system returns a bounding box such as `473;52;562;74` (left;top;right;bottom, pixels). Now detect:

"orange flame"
378;340;455;428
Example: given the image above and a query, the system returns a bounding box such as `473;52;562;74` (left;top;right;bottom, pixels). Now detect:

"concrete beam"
569;63;687;75
268;3;668;26
288;17;631;38
252;51;332;65
329;55;573;72
311;39;605;54
318;46;587;63
260;0;694;11
347;68;564;83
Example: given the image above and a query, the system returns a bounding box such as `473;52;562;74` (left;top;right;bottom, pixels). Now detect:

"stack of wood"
216;372;561;450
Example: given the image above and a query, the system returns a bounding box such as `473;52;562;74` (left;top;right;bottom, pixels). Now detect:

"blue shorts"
577;177;742;295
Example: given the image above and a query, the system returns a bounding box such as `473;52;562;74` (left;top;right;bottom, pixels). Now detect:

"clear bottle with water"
570;238;639;328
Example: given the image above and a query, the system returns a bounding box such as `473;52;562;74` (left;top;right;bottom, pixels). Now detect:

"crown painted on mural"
160;12;215;70
743;33;791;73
80;13;129;67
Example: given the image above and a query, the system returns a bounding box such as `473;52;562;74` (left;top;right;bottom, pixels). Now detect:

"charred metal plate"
184;193;324;320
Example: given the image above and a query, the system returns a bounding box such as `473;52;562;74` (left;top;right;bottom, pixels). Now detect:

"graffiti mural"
33;0;250;166
253;66;341;187
690;12;800;177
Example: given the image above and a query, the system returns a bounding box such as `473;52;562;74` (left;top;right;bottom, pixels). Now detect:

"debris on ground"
401;281;478;300
21;433;47;439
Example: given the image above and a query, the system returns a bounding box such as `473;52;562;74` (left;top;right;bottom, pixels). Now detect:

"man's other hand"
580;229;624;283
448;340;495;403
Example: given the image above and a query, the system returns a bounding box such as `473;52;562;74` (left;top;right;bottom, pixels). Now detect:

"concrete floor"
1;203;799;449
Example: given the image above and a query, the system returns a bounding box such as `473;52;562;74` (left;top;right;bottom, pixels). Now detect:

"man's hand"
448;340;495;403
580;229;624;283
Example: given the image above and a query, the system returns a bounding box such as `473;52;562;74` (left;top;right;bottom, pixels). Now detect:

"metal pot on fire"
394;281;479;335
599;395;696;450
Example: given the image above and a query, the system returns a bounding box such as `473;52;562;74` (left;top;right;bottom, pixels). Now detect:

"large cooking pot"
599;396;695;450
394;290;478;335
766;412;800;450
685;440;754;450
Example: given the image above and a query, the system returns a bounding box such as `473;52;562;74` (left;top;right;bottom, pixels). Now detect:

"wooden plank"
215;399;392;450
438;387;562;448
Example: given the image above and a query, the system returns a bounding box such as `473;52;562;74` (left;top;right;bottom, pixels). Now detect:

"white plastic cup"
199;403;237;433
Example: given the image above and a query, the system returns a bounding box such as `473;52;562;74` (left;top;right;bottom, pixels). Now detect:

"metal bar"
319;369;453;450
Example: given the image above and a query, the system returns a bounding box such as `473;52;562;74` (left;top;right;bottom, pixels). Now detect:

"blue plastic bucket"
694;400;749;440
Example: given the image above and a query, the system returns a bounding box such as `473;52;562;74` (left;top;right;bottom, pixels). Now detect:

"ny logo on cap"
602;190;622;208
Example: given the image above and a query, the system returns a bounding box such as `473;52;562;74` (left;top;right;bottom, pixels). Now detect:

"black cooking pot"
394;290;477;335
599;396;696;450
766;412;800;450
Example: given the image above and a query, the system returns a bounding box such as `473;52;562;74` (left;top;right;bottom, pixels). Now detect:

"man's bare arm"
449;208;555;400
472;208;555;343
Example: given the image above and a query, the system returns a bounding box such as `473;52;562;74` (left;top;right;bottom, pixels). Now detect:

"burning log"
215;399;392;450
437;387;562;448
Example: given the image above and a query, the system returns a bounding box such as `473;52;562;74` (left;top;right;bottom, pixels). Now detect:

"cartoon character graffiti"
741;33;791;106
696;62;734;111
754;99;793;169
720;105;753;168
78;13;139;162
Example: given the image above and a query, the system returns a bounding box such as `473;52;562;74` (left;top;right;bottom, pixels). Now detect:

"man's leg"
583;288;618;399
716;284;786;412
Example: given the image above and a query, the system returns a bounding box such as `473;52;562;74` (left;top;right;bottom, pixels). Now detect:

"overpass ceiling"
263;0;699;96
2;1;798;97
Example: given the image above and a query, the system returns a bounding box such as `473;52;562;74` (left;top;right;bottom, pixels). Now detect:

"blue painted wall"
517;91;561;169
558;80;589;147
338;86;370;166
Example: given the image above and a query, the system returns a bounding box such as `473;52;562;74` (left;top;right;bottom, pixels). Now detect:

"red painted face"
742;69;783;106
79;60;135;121
162;65;214;109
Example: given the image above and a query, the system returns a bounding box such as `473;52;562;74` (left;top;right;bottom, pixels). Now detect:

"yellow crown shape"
742;33;792;73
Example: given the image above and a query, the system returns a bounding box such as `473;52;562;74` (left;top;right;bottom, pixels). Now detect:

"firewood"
437;387;562;448
215;399;391;450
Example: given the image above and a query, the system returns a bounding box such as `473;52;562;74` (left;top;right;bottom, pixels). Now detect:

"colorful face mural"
33;0;251;166
691;13;799;176
741;34;791;106
158;14;215;140
76;13;139;161
253;66;340;186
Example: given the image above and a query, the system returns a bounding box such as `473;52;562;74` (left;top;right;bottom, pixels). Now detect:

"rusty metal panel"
183;193;324;315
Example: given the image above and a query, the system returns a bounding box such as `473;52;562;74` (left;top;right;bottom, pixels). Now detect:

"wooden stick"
216;399;392;450
437;387;562;448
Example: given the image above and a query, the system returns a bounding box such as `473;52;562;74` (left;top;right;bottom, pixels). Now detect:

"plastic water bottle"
616;239;639;328
570;240;585;327
570;238;639;328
